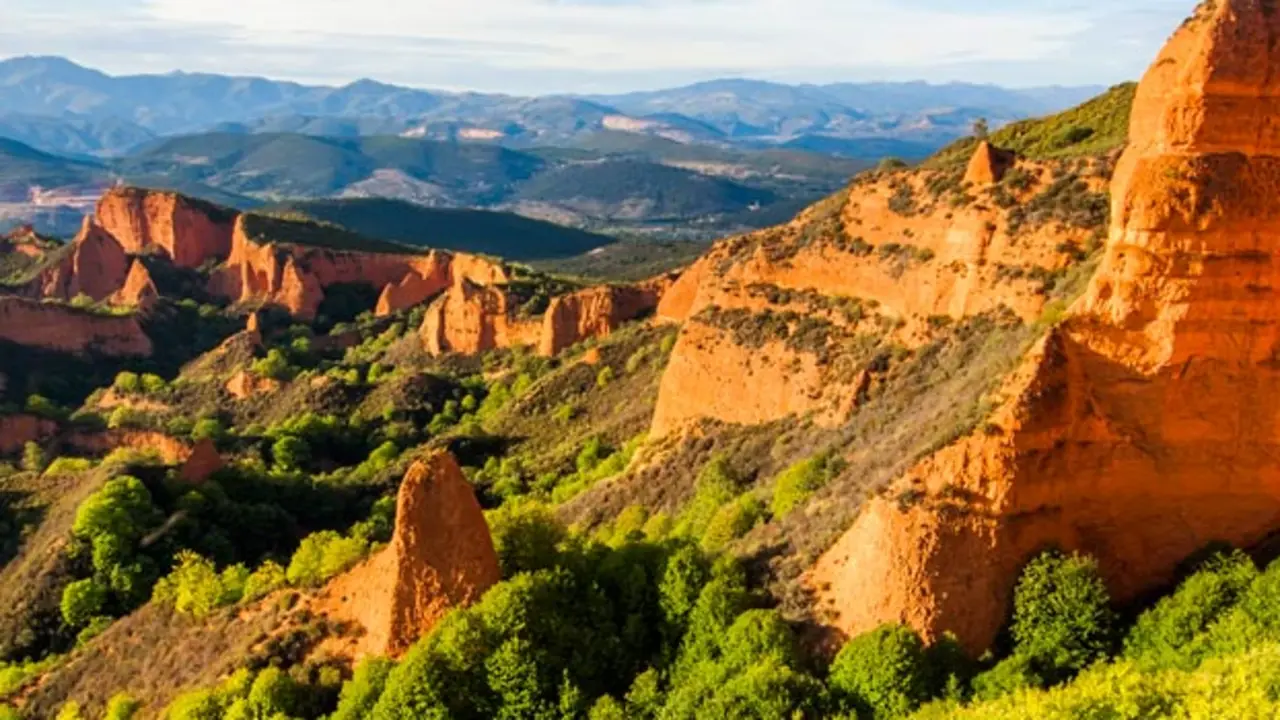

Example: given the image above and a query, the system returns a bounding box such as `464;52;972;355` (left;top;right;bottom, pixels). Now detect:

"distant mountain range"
0;56;1101;159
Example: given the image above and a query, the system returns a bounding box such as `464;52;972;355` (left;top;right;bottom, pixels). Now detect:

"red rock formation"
213;217;510;320
225;370;281;400
420;279;541;356
179;438;224;483
807;0;1280;654
0;415;57;455
112;260;159;309
317;452;500;658
647;135;1105;437
963;141;1015;186
92;187;234;268
0;297;151;357
62;430;192;464
37;218;132;302
539;284;662;357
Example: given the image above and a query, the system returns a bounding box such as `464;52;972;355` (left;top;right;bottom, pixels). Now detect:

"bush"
44;457;93;476
770;453;839;517
152;551;247;619
332;657;394;720
104;693;141;720
21;442;46;473
596;366;616;388
140;373;167;395
251;348;294;381
24;394;63;420
675;456;741;539
191;417;227;444
242;561;288;603
286;531;369;587
830;624;932;719
112;368;139;392
61;578;107;628
700;495;764;552
271;435;311;471
1011;550;1115;684
1123;549;1258;670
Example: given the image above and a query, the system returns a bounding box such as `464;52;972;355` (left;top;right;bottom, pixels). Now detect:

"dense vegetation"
263;198;614;261
926;83;1135;167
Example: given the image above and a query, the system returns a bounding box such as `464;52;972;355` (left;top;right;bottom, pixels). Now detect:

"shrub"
24;394;63;420
1124;549;1258;670
152;551;247;619
191;417;227;445
242;561;288;603
1011;550;1115;683
700;495;765;552
61;578;107;628
113;372;141;394
104;693;141;720
286;531;369;587
44;457;93;476
770;453;839;517
140;373;167;395
830;624;932;719
251;348;293;381
596;366;616;388
675;456;741;539
21;442;46;473
271;435;311;471
332;657;394;720
970;653;1039;701
487;503;566;576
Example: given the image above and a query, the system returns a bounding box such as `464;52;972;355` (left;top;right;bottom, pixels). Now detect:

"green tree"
61;578;107;628
104;693;142;720
271;435;311;471
1011;550;1115;683
21;441;46;473
830;624;931;719
191;417;227;445
140;373;167;395
333;657;394;720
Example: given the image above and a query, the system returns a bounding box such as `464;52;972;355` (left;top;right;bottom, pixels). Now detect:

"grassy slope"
263;197;614;261
926;83;1136;167
0;137;105;187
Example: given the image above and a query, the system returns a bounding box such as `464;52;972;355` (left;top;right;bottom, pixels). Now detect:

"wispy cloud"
3;0;1192;92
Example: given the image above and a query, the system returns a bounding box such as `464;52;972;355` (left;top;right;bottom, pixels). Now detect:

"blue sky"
1;0;1192;93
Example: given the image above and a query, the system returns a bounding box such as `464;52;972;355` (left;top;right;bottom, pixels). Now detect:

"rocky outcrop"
963;141;1015;186
61;431;192;464
111;260;159;309
213;216;510;320
0;415;57;455
807;0;1280;654
179;438;224;483
649;149;1103;437
373;252;511;317
0;297;152;357
539;284;662;356
36;218;132;302
92;187;234;268
317;452;500;659
420;279;542;356
225;370;281;400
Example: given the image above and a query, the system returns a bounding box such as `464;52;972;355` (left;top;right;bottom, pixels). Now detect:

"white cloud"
2;0;1191;92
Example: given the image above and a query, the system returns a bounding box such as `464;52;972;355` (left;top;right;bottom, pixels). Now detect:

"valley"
4;1;1280;719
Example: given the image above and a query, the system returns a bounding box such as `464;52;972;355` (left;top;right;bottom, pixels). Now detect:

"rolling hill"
264;197;615;261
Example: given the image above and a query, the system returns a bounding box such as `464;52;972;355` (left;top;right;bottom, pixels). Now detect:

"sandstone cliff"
649;144;1107;437
0;297;152;357
420;278;542;355
317;452;500;658
92;187;235;268
539;284;664;356
807;0;1280;654
0;414;57;455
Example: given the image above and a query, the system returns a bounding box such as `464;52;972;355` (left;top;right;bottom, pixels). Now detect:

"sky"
1;0;1192;94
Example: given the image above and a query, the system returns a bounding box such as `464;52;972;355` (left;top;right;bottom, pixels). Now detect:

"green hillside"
265;197;614;261
240;211;422;255
926;82;1136;167
514;159;775;220
0;137;105;190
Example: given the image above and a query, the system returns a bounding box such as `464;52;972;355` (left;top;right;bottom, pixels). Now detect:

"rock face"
0;297;152;357
963;141;1015;186
420;279;542;356
807;0;1280;654
112;260;159;309
93;187;235;268
318;452;500;658
38;218;132;302
539;284;663;356
179;438;224;484
212;217;510;320
649;144;1105;437
0;414;57;455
